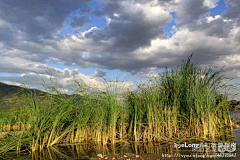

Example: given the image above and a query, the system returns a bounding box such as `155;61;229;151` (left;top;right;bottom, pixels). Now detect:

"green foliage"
0;54;236;154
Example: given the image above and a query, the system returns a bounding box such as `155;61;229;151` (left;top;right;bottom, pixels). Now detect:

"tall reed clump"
125;54;232;142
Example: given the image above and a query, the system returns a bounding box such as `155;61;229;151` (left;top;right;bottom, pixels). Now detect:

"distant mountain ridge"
0;82;45;96
0;82;85;112
0;82;47;111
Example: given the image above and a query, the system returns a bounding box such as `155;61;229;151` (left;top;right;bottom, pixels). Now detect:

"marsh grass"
0;55;234;154
125;55;233;143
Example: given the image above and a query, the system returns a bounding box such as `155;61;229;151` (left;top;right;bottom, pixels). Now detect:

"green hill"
0;82;85;112
0;82;48;111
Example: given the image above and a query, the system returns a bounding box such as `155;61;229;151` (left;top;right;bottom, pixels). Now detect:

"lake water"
231;111;240;159
230;111;240;122
2;111;240;160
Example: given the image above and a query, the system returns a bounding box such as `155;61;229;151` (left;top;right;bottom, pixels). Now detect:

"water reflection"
1;141;239;160
230;111;240;122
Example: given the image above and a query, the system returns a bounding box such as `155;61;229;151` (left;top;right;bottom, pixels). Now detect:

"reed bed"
0;55;233;154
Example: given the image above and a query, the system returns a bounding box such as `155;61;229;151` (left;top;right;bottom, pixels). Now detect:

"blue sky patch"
210;0;232;17
163;12;176;38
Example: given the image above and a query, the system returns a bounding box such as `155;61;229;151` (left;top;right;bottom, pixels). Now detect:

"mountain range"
0;82;239;112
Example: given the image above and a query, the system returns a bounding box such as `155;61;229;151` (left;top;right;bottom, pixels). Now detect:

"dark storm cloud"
189;18;234;38
157;0;177;6
87;51;178;73
70;15;92;29
222;0;240;20
84;18;166;53
0;58;48;74
173;0;209;26
94;70;106;77
84;1;172;53
0;0;92;45
92;0;122;17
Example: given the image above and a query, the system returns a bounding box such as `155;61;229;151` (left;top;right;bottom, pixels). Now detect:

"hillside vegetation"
0;82;84;111
0;82;47;111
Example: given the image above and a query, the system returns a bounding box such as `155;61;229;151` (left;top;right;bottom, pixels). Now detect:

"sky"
0;0;240;100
